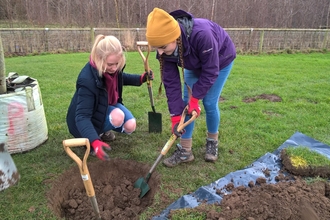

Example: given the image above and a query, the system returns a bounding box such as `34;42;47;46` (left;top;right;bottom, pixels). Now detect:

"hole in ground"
47;158;160;219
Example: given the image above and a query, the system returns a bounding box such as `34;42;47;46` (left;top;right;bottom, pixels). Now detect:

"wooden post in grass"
259;30;265;54
0;34;6;94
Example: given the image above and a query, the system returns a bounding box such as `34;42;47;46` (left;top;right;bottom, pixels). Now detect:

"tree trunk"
0;34;6;94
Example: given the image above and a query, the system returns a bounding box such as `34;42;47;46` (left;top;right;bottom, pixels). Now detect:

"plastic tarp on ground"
153;131;330;220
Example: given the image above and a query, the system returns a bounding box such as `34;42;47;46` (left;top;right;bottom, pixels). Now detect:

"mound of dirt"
168;175;330;220
182;177;330;220
169;149;330;220
47;158;160;220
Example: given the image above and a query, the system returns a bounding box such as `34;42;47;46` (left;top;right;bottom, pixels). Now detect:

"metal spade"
137;41;162;133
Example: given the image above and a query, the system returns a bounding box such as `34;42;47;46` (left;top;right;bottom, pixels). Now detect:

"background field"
1;51;329;219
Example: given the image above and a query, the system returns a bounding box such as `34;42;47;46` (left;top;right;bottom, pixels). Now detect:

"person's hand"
171;115;185;137
91;140;111;161
141;70;154;83
188;96;201;117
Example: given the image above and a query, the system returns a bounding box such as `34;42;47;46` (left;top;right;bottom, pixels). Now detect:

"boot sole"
163;156;195;168
205;156;218;162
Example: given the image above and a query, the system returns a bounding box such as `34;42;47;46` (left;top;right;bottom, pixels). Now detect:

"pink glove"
171;115;185;137
91;140;111;161
188;96;201;116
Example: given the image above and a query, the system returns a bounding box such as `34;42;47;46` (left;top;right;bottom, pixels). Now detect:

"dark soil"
47;158;161;220
177;177;330;220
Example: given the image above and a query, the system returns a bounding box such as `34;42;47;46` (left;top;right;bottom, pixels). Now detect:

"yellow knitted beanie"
146;8;181;47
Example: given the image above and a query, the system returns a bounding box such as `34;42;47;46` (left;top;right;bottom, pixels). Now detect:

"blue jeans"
182;61;234;138
103;103;134;133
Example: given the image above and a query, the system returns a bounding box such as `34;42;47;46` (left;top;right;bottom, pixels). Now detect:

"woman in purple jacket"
66;35;152;161
146;8;236;167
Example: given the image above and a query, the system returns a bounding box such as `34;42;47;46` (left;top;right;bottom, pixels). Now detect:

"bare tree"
328;1;330;27
210;0;216;21
114;0;120;27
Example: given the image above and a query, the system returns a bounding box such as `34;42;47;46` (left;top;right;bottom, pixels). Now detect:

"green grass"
285;146;330;167
1;52;330;219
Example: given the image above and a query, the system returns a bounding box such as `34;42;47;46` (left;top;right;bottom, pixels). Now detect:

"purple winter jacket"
158;10;236;117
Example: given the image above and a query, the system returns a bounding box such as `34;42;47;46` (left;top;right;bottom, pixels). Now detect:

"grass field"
1;51;330;219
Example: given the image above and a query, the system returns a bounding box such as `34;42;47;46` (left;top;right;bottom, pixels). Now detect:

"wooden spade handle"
137;41;155;110
62;138;95;197
160;108;198;156
137;41;151;79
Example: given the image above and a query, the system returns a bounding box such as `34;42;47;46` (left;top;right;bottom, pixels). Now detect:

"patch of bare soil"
47;158;161;220
243;93;282;103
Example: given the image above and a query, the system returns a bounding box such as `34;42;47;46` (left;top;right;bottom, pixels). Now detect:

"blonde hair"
90;35;126;77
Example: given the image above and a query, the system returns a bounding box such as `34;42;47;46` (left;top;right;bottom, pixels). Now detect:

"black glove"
172;123;186;137
141;70;154;83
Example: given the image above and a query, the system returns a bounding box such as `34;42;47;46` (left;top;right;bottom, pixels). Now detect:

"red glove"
171;115;185;137
188;96;201;116
91;140;111;161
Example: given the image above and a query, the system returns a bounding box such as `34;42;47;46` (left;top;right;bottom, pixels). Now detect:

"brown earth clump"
281;149;330;178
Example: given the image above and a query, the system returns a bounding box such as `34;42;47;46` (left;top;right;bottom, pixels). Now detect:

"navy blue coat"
158;10;236;116
66;62;143;144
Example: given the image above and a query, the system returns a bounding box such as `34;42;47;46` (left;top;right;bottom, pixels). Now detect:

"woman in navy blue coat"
66;35;152;160
146;8;236;167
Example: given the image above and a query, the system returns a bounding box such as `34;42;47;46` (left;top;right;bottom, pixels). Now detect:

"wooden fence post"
322;30;329;50
90;28;95;47
259;30;264;54
44;28;49;52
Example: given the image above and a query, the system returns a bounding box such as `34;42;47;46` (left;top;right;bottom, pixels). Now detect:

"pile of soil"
47;158;161;220
168;149;330;220
180;176;330;220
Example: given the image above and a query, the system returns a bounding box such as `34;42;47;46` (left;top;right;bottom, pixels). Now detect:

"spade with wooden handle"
137;41;162;133
63;138;101;220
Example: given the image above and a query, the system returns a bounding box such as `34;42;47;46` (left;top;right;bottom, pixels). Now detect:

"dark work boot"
100;130;116;142
205;138;218;162
163;144;194;167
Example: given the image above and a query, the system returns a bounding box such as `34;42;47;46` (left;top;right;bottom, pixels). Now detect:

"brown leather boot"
163;144;194;167
205;138;218;162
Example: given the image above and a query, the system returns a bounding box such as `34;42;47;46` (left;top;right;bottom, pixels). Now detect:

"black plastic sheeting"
152;131;330;220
